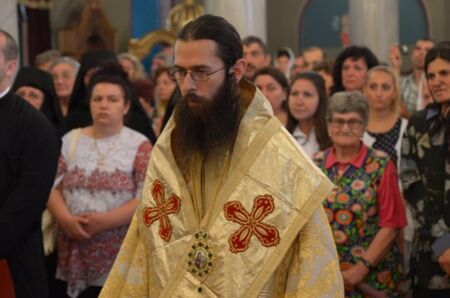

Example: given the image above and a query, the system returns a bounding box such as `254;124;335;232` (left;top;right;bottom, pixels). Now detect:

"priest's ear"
6;59;17;79
230;58;247;83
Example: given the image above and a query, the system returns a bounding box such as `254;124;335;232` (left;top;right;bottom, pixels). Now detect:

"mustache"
336;132;354;137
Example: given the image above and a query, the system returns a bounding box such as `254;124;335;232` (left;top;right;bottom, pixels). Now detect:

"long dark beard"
172;77;241;164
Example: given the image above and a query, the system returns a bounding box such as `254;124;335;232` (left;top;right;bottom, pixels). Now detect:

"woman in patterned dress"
400;41;450;297
47;66;152;298
314;91;407;297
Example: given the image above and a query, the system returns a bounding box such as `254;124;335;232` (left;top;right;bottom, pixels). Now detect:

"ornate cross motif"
143;179;181;242
223;195;280;253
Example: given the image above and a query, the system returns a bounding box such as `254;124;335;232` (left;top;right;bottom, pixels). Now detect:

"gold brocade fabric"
100;81;344;297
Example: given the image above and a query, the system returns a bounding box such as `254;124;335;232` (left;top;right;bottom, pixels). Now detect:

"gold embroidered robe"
100;81;344;297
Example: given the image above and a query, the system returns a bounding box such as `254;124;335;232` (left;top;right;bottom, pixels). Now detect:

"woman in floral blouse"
400;41;450;297
47;65;152;298
314;91;407;297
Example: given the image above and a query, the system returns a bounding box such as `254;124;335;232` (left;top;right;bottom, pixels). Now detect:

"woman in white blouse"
47;64;152;298
287;72;331;157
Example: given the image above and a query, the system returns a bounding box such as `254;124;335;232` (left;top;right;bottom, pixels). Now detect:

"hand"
342;261;370;288
79;212;110;237
438;248;450;275
389;44;402;73
58;214;90;241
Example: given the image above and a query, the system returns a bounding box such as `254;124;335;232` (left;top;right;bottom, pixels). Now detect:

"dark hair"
242;35;268;55
86;62;132;105
425;41;450;76
287;72;332;150
0;29;19;61
313;59;334;75
177;14;243;69
254;66;289;112
276;48;290;59
331;46;379;94
152;66;171;86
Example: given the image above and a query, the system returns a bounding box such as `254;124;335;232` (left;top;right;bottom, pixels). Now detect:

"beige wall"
50;0;131;53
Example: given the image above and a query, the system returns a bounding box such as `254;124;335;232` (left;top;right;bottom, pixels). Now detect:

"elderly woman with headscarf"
314;91;407;297
13;66;65;137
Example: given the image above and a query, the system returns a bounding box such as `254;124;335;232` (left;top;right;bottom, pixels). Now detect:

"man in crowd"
303;46;325;71
0;29;60;298
242;35;271;81
390;39;434;117
100;15;343;297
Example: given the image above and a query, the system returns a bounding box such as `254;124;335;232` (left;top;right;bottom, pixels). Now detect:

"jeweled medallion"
187;230;214;280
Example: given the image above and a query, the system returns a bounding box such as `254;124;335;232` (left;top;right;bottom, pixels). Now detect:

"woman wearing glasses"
314;91;407;297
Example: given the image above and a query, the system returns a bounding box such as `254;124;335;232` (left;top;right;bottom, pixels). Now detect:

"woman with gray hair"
50;57;80;117
314;91;407;297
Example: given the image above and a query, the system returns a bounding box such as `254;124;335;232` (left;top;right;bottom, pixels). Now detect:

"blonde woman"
363;65;407;167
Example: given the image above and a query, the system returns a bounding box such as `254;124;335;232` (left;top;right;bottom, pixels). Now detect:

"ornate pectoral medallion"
187;230;214;289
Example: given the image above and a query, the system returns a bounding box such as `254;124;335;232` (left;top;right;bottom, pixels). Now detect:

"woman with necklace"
314;91;406;297
47;65;152;298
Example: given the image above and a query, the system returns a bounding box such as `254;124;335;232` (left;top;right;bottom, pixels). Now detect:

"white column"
204;0;267;42
349;0;398;63
0;0;19;43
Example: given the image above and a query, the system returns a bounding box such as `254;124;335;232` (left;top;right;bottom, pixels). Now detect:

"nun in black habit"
12;67;65;138
65;50;157;144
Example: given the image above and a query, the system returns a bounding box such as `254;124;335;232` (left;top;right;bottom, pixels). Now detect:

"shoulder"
122;127;151;147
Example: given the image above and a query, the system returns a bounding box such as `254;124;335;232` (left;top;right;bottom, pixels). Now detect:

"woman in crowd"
363;65;408;166
50;57;80;117
286;72;331;157
13;66;65;137
331;46;379;94
274;47;294;79
118;52;153;106
315;91;406;297
400;41;450;297
66;50;156;144
151;67;177;135
47;66;152;298
254;66;289;127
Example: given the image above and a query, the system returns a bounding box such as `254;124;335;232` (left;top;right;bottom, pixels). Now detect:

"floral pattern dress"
315;146;404;297
400;104;450;290
54;127;152;297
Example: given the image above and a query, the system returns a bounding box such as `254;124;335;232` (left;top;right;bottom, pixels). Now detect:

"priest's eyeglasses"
168;66;228;81
329;118;363;129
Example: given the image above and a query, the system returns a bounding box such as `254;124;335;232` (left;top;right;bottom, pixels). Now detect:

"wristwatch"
359;257;375;270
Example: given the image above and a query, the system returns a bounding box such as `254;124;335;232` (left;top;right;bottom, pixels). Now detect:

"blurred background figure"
274;47;294;79
242;35;271;81
287;72;331;157
47;66;152;298
35;49;62;72
316;91;406;297
313;59;334;96
13;66;65;137
332;46;379;94
302;46;325;71
290;53;308;79
254;66;289;126
50;57;80;118
416;74;434;110
152;67;177;135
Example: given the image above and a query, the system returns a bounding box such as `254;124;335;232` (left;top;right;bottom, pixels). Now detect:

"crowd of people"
0;13;449;298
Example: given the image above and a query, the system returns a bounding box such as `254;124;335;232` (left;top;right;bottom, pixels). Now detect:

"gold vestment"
100;81;344;297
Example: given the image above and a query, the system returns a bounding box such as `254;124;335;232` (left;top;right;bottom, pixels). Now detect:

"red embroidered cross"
223;195;280;254
143;180;181;242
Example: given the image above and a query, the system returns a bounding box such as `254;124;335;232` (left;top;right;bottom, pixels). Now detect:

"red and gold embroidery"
223;195;280;253
142;179;181;241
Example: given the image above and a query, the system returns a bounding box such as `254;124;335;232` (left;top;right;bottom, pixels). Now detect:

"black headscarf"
65;50;117;130
65;50;157;143
12;67;65;137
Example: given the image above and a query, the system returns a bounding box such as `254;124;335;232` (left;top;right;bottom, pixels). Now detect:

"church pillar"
349;0;398;63
204;0;267;42
0;0;19;44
